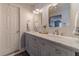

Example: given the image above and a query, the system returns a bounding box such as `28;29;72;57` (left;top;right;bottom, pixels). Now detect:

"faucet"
55;29;59;35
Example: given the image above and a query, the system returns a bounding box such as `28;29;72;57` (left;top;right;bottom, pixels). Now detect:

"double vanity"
24;32;79;56
23;3;79;56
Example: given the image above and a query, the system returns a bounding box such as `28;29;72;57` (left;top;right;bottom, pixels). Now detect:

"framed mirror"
48;3;70;28
73;12;79;35
33;11;42;32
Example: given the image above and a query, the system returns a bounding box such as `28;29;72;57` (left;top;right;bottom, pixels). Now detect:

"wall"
0;4;9;55
20;7;33;38
20;6;34;49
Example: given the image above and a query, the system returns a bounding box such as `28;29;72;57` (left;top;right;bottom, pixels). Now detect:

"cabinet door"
38;38;55;56
30;36;37;56
27;35;34;55
40;40;50;56
26;34;41;56
30;36;41;56
25;34;33;55
25;34;30;52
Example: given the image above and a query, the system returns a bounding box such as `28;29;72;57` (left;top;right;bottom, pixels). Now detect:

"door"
0;4;20;55
7;5;20;52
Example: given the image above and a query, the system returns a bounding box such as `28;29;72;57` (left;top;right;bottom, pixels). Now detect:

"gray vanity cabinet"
25;34;41;56
25;34;32;55
25;33;75;56
25;34;29;52
25;34;61;56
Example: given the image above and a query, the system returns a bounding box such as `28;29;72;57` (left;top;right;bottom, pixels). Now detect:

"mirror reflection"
48;3;70;28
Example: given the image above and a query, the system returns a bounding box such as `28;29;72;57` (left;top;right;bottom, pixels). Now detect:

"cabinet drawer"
54;45;75;56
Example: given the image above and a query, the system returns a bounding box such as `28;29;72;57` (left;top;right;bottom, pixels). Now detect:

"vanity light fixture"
33;10;39;14
48;3;58;7
33;10;36;14
36;9;40;12
53;3;58;7
33;9;41;14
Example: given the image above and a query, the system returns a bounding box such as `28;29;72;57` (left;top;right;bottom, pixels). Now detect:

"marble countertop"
25;31;79;52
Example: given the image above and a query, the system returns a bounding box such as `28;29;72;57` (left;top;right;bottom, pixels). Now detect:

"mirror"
73;12;79;35
48;3;70;28
33;12;42;32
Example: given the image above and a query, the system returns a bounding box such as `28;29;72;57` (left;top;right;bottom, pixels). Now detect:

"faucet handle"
55;29;59;35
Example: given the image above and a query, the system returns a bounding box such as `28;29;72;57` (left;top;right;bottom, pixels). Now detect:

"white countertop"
25;32;79;52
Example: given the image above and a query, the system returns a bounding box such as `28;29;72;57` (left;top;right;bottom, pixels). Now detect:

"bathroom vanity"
24;32;79;56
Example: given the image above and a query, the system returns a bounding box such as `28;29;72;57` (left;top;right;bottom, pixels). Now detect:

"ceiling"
11;3;50;9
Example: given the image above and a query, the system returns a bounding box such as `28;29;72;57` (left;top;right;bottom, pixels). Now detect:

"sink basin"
48;33;79;43
36;32;79;44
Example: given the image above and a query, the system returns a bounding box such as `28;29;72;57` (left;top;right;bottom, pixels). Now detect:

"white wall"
20;6;34;49
20;7;33;38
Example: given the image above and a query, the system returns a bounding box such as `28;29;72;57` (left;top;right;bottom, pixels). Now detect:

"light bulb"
36;9;40;12
53;3;58;6
33;10;39;14
48;3;58;7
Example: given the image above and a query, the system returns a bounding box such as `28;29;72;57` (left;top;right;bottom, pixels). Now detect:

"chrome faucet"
55;29;59;35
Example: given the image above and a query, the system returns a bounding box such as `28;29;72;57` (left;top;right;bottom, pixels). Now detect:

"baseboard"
6;49;26;56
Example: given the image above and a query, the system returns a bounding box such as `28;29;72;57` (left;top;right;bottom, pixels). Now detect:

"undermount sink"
36;32;79;44
48;33;74;39
48;33;79;43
